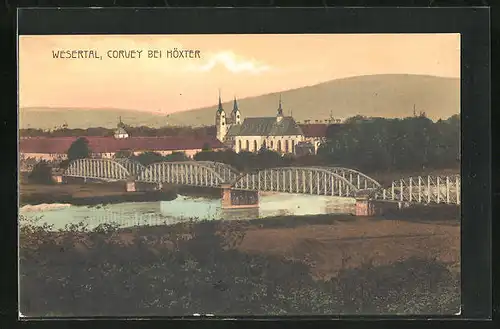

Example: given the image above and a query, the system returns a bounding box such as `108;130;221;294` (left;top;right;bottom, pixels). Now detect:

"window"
253;140;258;152
246;140;250;150
277;140;282;152
238;140;242;151
291;140;295;154
285;140;289;153
270;140;274;149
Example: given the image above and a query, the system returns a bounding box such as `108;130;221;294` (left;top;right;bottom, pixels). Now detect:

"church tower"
276;95;284;123
231;96;242;125
215;90;228;142
114;116;129;139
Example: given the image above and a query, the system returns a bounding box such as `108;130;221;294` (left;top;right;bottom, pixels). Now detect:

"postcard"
18;33;461;317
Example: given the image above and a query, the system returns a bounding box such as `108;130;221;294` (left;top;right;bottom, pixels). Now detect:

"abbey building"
215;93;325;154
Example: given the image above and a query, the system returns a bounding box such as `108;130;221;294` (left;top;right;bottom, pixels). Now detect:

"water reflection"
20;193;356;231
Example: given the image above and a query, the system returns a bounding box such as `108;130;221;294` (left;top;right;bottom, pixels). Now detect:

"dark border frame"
14;7;491;321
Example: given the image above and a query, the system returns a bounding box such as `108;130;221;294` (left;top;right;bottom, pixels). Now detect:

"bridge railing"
137;161;234;187
230;166;362;198
313;166;381;190
372;175;461;205
63;158;136;181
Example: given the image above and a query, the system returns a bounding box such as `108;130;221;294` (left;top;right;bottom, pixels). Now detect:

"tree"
234;151;255;172
58;159;70;170
255;149;282;169
67;137;91;161
28;161;54;185
114;149;133;159
134;151;164;166
201;142;212;152
194;150;216;162
164;152;189;162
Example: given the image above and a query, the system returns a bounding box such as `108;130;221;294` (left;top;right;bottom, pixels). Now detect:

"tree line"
19;125;216;138
318;114;460;172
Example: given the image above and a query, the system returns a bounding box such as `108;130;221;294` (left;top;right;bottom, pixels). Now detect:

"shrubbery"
19;216;460;316
27;161;54;185
130;151;189;166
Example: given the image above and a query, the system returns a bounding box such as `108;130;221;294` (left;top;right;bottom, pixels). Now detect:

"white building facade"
216;94;306;154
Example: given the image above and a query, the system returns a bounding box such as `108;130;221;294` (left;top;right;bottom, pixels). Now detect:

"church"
215;93;314;154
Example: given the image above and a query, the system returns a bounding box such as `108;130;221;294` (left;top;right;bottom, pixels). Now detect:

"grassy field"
239;215;459;280
19;208;460;316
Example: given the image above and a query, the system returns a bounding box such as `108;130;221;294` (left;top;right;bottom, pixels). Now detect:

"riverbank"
19;211;460;316
19;182;177;207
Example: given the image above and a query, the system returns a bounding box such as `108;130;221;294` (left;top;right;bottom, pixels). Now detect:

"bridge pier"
221;184;259;209
53;174;64;184
126;180;136;192
355;197;401;216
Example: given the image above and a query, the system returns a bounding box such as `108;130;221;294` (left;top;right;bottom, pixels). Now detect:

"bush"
164;152;189;162
58;159;70;170
27;161;54;185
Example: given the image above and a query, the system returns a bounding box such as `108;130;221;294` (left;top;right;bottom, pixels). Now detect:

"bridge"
60;158;460;215
137;160;240;187
64;158;146;181
372;175;461;205
231;166;381;198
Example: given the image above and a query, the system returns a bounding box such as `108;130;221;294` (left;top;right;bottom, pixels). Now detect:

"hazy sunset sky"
19;34;460;114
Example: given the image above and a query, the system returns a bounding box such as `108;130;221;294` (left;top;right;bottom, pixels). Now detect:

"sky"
18;34;460;114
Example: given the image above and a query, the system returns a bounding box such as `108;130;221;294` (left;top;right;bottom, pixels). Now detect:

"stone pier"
126;180;137;192
221;184;259;209
53;175;64;184
355;197;398;216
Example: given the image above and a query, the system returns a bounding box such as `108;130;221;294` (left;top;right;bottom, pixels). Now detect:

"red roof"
19;136;226;154
299;124;329;138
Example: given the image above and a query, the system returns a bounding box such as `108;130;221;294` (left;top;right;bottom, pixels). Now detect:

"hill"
19;108;170;130
19;74;460;129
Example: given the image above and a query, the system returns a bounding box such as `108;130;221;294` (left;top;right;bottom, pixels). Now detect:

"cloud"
189;51;271;74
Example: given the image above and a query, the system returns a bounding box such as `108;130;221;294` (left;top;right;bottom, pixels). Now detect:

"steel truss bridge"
371;175;461;205
62;158;460;205
64;158;146;181
231;167;380;198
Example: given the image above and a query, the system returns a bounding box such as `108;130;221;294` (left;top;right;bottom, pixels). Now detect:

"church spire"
233;96;239;113
277;94;284;116
276;94;284;123
217;89;224;113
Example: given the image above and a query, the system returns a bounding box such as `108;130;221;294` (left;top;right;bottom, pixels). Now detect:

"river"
19;193;356;231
